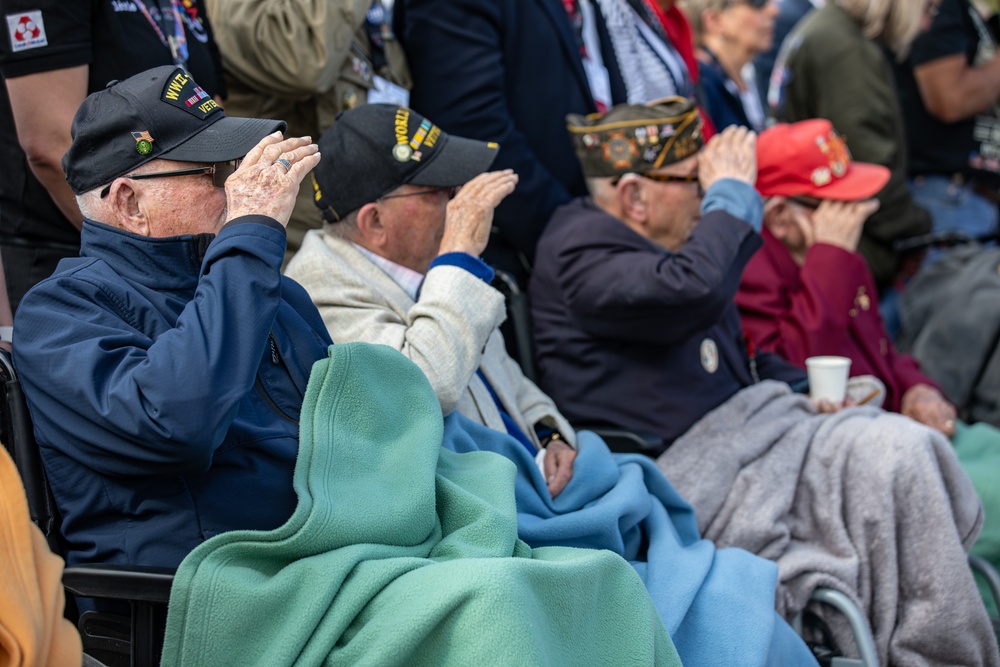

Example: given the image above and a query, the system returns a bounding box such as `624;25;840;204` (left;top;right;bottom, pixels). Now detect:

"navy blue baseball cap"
64;66;286;195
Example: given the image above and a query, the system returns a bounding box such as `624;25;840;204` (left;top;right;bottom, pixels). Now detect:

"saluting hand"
803;199;879;254
225;132;321;227
698;126;757;191
438;170;519;257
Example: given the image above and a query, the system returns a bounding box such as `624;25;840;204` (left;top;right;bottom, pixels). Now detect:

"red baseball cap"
756;119;890;201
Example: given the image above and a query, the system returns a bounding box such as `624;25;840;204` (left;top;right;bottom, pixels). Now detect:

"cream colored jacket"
285;230;576;449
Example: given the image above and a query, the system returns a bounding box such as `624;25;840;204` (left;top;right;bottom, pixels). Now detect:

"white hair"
322;209;360;240
585;176;618;202
75;190;103;221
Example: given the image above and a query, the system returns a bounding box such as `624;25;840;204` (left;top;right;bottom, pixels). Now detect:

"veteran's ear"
617;177;648;223
355;201;388;249
106;179;151;237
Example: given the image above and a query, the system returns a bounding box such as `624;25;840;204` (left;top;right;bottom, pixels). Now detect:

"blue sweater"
14;217;332;569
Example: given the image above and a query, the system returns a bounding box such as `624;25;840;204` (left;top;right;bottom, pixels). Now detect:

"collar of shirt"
353;243;425;300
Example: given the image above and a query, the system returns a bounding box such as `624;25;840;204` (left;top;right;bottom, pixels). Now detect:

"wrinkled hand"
902;383;957;437
812;397;852;413
801;199;879;254
225;132;321;227
698;125;757;191
438;170;519;257
544;440;576;498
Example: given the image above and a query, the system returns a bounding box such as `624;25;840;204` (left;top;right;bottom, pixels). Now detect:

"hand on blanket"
902;384;957;438
544;440;577;497
811;396;855;413
813;399;838;413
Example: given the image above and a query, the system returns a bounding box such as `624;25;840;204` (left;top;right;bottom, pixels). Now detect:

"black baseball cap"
312;104;500;222
63;66;287;195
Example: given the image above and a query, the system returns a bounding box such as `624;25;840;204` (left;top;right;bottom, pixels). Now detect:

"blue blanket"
443;414;817;666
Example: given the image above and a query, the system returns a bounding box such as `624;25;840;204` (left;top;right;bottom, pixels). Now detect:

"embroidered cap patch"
160;69;220;119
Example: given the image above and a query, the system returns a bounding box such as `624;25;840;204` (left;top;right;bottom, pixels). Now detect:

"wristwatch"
542;431;564;448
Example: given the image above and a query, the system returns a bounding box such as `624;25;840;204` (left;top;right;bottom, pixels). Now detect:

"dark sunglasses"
378;185;460;201
732;0;771;9
99;160;241;198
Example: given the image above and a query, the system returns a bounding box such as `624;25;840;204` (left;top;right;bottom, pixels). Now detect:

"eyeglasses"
640;172;700;186
788;195;823;209
728;0;771;9
378;185;459;201
99;160;241;198
614;172;705;196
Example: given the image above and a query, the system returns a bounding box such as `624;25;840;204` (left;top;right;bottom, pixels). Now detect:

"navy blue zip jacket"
13;216;332;569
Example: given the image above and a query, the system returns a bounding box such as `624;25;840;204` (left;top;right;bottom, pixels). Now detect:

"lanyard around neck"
132;0;189;69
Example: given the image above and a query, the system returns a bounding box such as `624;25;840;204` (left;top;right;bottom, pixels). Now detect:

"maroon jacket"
736;229;932;412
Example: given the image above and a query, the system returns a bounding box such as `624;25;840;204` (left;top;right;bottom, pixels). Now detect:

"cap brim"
409;134;499;187
807;163;891;201
160;116;287;163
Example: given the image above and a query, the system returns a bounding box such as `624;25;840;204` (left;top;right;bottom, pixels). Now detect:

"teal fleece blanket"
160;343;681;666
953;420;1000;619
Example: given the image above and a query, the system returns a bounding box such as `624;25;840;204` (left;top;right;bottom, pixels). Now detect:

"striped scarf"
597;0;694;103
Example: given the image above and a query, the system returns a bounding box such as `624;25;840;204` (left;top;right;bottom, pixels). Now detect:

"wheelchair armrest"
65;564;175;667
63;564;175;604
892;230;979;253
579;426;665;457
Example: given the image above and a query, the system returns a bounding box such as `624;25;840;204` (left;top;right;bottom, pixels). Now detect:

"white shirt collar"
352;243;425;301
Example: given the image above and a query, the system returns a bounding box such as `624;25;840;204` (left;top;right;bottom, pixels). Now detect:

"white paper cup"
805;356;852;404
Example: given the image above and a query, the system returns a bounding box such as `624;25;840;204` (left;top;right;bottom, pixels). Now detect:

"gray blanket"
657;381;999;667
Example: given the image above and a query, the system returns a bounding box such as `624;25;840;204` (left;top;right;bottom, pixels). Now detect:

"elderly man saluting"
286;104;579;496
13;66;330;571
529;97;1000;666
286;104;823;667
738;118;1000;607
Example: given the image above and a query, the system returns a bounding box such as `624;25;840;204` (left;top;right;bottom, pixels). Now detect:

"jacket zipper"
256;333;299;424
